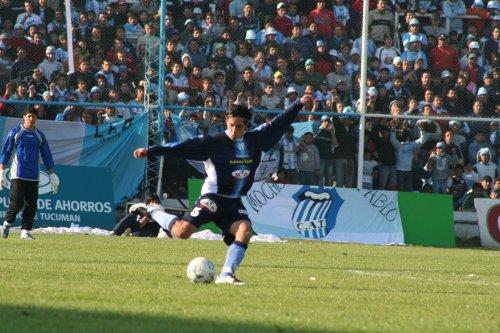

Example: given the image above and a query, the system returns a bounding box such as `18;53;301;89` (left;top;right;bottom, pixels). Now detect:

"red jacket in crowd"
428;45;460;76
273;15;294;37
309;8;341;39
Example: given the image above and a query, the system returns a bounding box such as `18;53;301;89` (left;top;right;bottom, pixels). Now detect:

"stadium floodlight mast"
356;0;370;190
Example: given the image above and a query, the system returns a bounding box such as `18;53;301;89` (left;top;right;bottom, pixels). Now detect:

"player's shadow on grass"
0;304;337;333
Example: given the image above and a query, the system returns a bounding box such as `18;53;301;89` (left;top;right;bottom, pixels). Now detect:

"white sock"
3;222;11;228
149;209;178;231
21;229;30;236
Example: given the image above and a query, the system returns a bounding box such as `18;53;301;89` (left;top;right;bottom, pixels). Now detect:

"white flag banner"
474;198;500;248
242;183;404;245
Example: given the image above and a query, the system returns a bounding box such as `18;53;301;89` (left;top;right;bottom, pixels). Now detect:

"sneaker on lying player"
128;203;148;215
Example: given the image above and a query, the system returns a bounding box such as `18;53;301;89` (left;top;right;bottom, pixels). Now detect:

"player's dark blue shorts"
183;193;250;235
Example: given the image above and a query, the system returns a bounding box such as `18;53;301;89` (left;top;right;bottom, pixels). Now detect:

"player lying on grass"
111;194;170;237
134;93;312;285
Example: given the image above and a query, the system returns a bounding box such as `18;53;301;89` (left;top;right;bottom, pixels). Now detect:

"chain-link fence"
0;0;498;209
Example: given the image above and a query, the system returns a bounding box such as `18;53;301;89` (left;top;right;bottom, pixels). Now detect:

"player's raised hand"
134;148;148;158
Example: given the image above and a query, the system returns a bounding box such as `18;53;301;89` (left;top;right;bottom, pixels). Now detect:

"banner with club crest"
241;183;404;245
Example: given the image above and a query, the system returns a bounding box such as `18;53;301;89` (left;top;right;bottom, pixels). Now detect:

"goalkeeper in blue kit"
0;108;59;240
134;93;312;284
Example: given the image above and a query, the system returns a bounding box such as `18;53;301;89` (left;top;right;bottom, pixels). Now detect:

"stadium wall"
188;178;455;248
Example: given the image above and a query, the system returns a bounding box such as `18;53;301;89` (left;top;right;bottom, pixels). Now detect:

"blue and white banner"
242;183;404;245
0;165;115;229
0;113;148;204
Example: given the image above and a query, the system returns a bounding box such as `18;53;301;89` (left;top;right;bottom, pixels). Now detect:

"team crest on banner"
292;186;344;239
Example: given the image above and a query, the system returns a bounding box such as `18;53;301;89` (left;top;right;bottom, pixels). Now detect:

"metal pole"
356;0;370;190
64;0;74;73
156;0;167;199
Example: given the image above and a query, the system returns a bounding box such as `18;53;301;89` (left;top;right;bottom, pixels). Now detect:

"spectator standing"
425;141;458;193
239;2;259;32
284;23;314;60
461;182;487;211
16;1;42;31
11;47;34;80
261;82;281;110
314;116;338;186
473;148;499;184
442;0;467;34
375;34;401;70
0;108;59;240
229;0;246;18
309;0;340;40
423;12;447;38
280;126;299;184
274;2;294;37
297;132;320;185
123;12;144;46
332;0;350;27
448;164;467;210
332;109;357;188
369;0;394;45
483;26;499;61
372;125;397;190
428;34;460;77
402;18;428;47
391;129;423;192
37;45;63;82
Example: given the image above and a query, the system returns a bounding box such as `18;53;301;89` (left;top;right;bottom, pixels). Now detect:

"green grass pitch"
0;233;498;333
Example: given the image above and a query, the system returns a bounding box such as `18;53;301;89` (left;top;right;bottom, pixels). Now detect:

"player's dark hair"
146;194;160;205
23;106;37;116
227;105;252;124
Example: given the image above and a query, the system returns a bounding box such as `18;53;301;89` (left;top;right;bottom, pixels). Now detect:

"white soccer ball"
186;257;215;283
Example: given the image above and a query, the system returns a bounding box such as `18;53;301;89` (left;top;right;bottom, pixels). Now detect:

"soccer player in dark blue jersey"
134;94;312;284
1;108;59;240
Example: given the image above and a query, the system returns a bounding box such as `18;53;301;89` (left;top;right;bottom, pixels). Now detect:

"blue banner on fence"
0;113;148;205
0;165;115;229
170;113;317;142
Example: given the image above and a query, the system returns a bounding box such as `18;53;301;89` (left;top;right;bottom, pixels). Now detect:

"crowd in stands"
0;0;498;208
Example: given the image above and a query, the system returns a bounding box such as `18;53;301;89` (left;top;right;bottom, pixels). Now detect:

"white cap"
329;49;338;57
265;28;278;36
469;41;480;49
441;70;451;79
393;56;402;65
193;7;202;14
286;86;297;95
276;2;286;9
245;29;256;40
409;18;420;25
472;0;484;8
350;47;360;55
178;92;189;102
477;87;488;96
367;87;378;96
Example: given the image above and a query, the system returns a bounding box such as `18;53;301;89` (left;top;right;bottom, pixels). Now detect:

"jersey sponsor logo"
238;209;248;215
232;169;250;179
291;186;344;239
229;159;253;165
199;198;217;213
190;207;202;217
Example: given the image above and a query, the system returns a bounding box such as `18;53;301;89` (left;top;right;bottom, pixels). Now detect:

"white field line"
347;269;500;287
